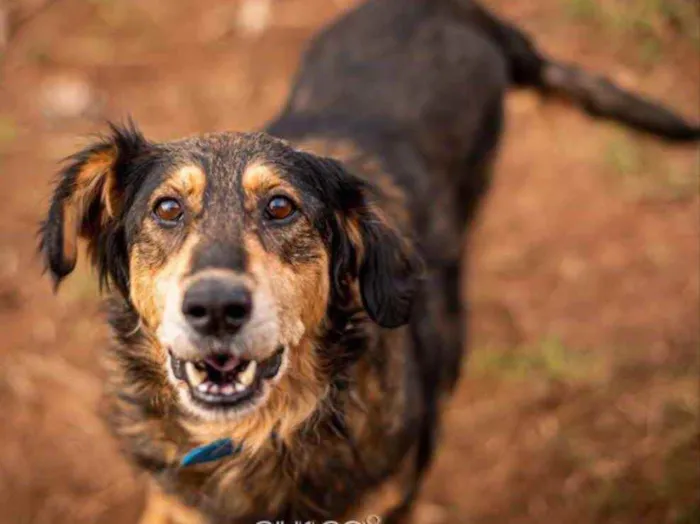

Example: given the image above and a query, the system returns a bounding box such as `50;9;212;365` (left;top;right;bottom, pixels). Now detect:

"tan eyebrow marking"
155;165;207;215
241;162;302;214
241;162;283;196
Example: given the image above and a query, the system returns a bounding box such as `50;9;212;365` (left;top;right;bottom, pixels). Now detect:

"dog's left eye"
153;198;184;225
265;196;296;221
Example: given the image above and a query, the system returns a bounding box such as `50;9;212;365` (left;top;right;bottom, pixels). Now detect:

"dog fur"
40;1;699;523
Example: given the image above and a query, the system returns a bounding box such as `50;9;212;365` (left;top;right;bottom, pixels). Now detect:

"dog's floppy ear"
296;151;421;328
349;201;421;328
39;122;149;288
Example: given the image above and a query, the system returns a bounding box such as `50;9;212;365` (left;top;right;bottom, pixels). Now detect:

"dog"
40;1;699;522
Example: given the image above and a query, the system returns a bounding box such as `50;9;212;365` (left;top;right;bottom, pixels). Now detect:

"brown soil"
0;1;697;523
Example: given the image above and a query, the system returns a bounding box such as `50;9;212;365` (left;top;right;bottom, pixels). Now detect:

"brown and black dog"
40;1;699;523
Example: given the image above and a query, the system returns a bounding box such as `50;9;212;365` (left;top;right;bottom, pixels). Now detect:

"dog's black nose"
182;278;252;337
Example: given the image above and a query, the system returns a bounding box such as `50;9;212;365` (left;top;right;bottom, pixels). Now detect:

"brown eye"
153;198;183;224
265;196;296;221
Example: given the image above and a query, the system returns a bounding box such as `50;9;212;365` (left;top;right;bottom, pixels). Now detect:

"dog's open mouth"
170;347;284;408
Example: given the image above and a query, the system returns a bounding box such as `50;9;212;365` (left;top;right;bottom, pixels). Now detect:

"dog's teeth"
185;361;207;386
238;361;257;386
209;384;220;395
197;382;209;393
234;381;246;392
221;384;235;396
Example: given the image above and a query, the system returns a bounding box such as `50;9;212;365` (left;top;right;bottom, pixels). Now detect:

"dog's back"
270;0;699;217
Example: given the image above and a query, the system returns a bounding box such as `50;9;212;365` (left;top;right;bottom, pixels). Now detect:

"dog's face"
41;125;418;424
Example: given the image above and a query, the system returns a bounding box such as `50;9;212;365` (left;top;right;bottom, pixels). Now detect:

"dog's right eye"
153;198;184;225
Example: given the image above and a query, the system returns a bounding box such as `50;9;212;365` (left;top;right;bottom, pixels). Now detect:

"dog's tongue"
204;354;240;372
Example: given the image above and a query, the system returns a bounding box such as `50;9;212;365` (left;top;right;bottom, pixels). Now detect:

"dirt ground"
0;0;698;523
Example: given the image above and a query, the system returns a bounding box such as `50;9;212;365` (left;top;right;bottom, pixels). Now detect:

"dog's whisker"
124;318;143;338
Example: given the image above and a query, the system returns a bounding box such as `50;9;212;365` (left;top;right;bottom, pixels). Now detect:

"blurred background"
0;0;698;522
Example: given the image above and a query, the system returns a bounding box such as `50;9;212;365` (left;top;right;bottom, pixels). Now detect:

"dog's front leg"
139;481;207;524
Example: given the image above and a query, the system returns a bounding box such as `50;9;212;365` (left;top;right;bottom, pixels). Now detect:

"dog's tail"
445;0;700;142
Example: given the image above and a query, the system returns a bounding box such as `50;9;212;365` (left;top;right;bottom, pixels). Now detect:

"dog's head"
40;124;419;427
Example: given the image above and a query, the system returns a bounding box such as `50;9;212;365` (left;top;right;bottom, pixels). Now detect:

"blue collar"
179;438;242;467
179;430;281;468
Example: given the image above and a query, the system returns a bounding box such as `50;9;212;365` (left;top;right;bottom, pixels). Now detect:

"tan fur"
246;232;328;343
60;147;119;267
75;147;119;215
60;198;78;270
130;232;201;330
